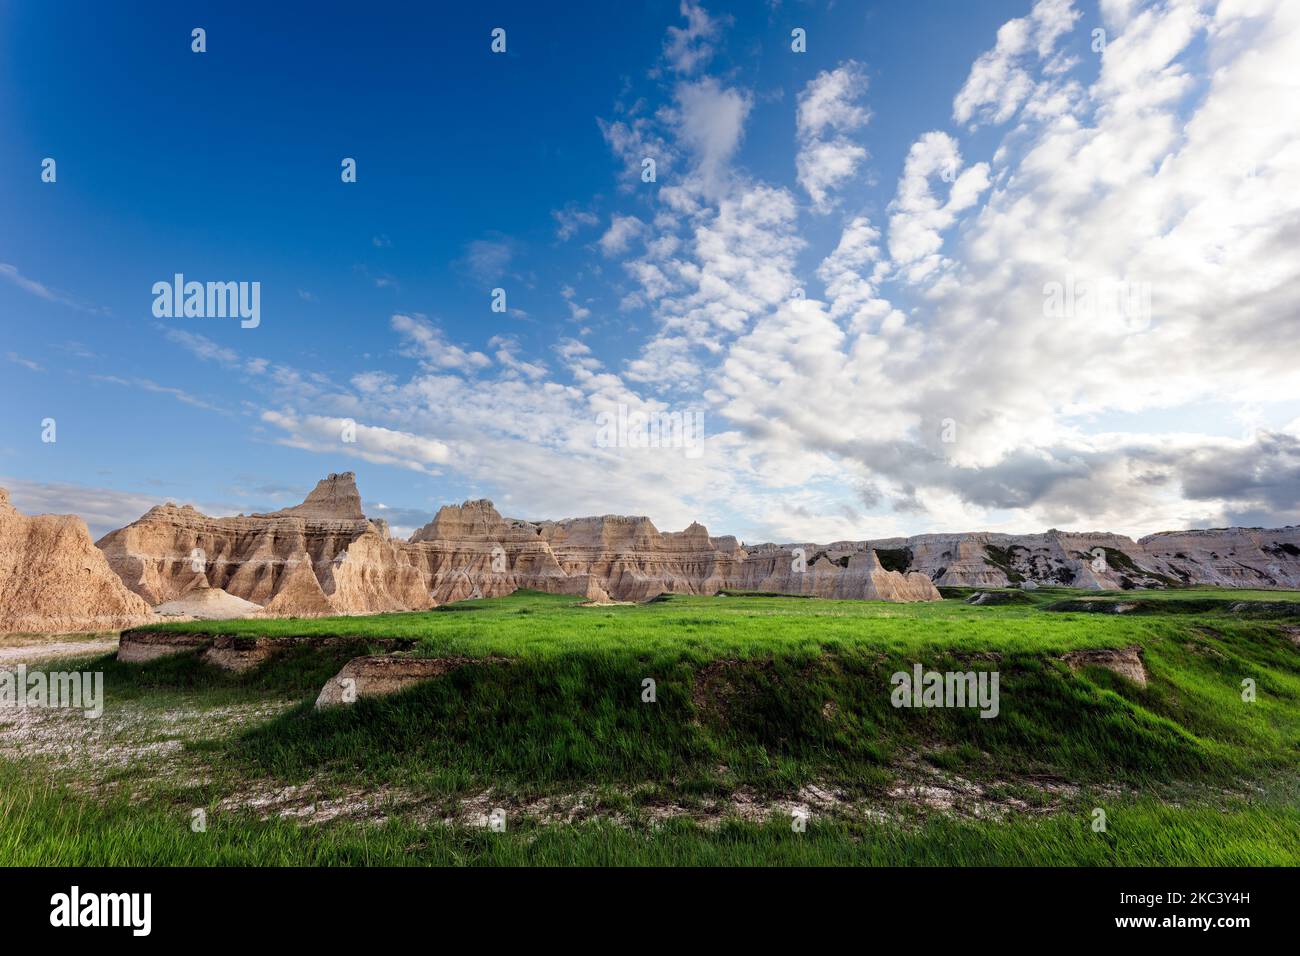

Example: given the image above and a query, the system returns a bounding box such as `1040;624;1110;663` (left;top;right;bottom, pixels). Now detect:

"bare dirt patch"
0;692;293;798
1061;645;1147;686
0;634;118;665
690;658;775;723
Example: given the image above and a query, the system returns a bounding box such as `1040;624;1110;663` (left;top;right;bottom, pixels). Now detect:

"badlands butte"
2;471;1299;634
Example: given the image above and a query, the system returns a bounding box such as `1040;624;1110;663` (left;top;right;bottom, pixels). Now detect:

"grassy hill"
2;589;1297;865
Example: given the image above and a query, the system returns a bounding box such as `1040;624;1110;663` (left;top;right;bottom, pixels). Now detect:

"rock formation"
724;541;941;602
407;500;941;604
96;473;428;618
152;580;264;620
315;655;507;709
255;471;365;521
0;488;153;633
91;475;940;623
868;527;1300;590
1061;646;1148;686
8;468;1298;634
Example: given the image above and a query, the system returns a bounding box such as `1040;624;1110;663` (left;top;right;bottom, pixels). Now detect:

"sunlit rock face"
92;475;942;620
77;470;1300;631
96;472;428;618
407;500;941;604
870;527;1300;590
0;487;153;633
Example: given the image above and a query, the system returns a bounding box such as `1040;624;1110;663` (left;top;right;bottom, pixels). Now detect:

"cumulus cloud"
109;0;1300;541
669;78;752;195
391;314;492;371
797;62;872;139
598;115;677;191
795;62;871;211
952;0;1080;128
661;1;728;75
598;215;647;257
623;182;803;387
886;132;990;281
816;216;891;324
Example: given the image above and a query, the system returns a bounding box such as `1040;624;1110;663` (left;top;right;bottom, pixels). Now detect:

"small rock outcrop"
152;580;264;620
1061;646;1148;686
116;631;211;663
315;655;504;709
0;488;153;633
116;630;419;669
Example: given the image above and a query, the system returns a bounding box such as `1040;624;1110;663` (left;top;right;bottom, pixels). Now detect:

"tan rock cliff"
0;488;153;633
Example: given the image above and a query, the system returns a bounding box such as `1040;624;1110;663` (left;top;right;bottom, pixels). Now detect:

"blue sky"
3;0;1299;541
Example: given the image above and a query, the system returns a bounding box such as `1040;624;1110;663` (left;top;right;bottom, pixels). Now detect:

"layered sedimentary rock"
93;476;940;620
255;471;365;521
868;527;1300;590
1136;527;1300;589
407;500;940;604
0;488;153;633
152;581;264;620
1061;646;1148;686
97;472;430;618
314;655;508;709
725;542;941;601
16;468;1299;635
409;501;753;604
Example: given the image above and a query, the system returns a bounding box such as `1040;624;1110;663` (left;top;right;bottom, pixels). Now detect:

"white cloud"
795;62;871;211
5;352;44;372
90;375;227;414
661;1;728;75
598;215;647;257
490;334;549;380
669;78;752;196
796;61;871;139
952;0;1081;128
391;314;491;371
261;409;453;474
161;328;240;366
552;204;600;240
817;216;891;324
886;131;990;282
623;181;803;387
598;116;677;192
459;238;515;284
0;262;108;315
560;285;592;323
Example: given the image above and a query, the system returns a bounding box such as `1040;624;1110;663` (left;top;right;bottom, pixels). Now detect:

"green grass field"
2;588;1298;866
